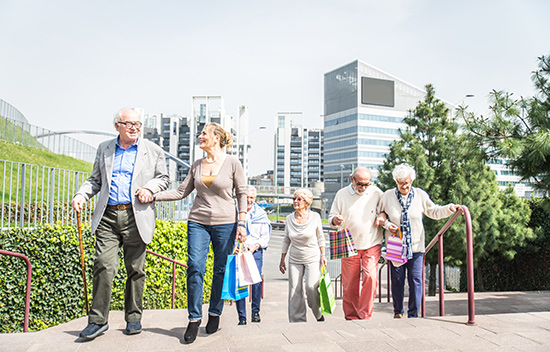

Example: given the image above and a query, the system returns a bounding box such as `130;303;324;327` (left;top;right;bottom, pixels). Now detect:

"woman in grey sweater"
279;188;327;322
152;122;247;343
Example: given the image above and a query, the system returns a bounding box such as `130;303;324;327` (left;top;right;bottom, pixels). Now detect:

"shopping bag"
238;250;262;286
386;229;408;264
319;266;336;315
221;253;249;301
329;228;358;260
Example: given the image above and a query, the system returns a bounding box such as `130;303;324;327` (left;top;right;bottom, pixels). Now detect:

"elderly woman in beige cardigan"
378;163;460;319
279;188;327;322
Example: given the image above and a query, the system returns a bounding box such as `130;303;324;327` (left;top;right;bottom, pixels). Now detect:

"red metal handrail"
146;249;187;309
0;249;32;332
421;205;476;325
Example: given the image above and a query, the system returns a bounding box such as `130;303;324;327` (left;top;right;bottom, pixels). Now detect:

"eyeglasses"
118;121;142;129
353;178;371;187
293;197;305;202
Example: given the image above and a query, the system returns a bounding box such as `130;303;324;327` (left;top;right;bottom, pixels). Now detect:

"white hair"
392;163;416;182
294;188;313;206
113;108;140;124
247;185;257;197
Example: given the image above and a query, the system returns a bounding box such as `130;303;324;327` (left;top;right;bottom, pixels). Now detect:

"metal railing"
0;160;94;229
146;250;187;309
421;205;476;325
0;249;32;332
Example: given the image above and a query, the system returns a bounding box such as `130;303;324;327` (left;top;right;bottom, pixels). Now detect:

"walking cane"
76;210;89;313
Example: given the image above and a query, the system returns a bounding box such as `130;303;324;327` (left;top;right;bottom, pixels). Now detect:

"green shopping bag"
319;266;336;315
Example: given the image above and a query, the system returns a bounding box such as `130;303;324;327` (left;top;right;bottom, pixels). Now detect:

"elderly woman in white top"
378;164;460;319
279;188;327;322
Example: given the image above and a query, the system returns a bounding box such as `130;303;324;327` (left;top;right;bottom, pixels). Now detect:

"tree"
459;55;550;194
378;84;533;293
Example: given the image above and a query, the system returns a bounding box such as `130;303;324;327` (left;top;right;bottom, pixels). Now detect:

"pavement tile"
516;329;550;344
337;340;398;352
281;342;347;352
479;332;540;347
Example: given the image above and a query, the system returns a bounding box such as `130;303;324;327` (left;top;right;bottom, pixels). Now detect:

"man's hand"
71;194;86;212
375;212;387;227
331;215;344;226
136;188;154;203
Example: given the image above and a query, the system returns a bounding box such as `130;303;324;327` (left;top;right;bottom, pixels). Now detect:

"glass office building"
323;60;426;203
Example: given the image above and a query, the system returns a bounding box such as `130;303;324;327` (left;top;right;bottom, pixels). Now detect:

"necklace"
204;156;218;164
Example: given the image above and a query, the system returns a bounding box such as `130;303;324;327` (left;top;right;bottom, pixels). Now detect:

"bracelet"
238;224;246;228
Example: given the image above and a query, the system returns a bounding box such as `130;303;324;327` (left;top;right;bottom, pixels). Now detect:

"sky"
1;0;549;176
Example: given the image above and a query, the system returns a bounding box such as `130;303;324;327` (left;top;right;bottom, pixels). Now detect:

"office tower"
323;60;427;204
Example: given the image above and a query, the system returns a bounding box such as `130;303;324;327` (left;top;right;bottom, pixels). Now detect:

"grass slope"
0;141;92;173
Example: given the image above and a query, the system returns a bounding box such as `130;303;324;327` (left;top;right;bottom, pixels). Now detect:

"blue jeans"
390;252;424;318
187;221;236;321
236;248;263;320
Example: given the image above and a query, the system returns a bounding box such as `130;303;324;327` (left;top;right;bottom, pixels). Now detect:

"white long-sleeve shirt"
281;211;325;264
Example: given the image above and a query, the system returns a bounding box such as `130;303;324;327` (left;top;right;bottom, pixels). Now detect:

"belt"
107;204;132;210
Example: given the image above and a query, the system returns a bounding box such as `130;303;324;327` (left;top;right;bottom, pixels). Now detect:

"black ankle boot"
184;319;201;343
205;315;219;334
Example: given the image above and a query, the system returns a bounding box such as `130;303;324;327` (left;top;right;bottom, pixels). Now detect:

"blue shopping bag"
221;253;249;301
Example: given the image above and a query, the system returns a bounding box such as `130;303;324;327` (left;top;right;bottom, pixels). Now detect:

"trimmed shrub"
460;197;550;291
0;219;213;333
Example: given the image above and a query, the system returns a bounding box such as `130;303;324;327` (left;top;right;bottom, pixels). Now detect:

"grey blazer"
76;137;169;244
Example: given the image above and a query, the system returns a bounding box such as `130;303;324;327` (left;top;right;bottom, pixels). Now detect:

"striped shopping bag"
386;229;408;264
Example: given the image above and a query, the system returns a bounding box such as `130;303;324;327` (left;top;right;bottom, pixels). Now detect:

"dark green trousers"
88;207;147;324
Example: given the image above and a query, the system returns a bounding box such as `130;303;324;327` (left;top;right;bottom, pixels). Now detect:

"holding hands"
136;188;154;203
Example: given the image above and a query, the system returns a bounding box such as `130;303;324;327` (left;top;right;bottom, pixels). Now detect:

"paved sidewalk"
2;229;550;351
2;281;550;352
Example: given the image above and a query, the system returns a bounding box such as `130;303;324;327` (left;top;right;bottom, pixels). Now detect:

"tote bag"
238;250;262;286
329;228;358;260
221;252;249;301
319;266;336;315
386;229;408;264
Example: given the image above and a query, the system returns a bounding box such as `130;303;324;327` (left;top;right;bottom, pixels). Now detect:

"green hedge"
0;219;213;333
460;197;550;291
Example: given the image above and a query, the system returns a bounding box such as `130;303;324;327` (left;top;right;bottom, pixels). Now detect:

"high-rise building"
323;60;428;204
274;112;324;189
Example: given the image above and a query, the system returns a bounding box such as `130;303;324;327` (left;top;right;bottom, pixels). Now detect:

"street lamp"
340;164;345;188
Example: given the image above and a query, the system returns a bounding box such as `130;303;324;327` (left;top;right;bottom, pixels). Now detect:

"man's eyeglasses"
118;121;142;129
353;178;371;187
293;197;305;202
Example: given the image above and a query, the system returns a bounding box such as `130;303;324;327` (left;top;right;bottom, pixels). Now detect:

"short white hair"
247;185;257;197
113;108;140;124
294;188;313;207
392;163;416;182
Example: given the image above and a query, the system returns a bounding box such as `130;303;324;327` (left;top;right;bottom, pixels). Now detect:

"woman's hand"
387;223;399;233
279;255;286;274
449;204;461;212
236;225;247;243
320;254;328;267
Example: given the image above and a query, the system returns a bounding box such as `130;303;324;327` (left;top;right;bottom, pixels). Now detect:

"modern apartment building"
142;96;251;182
274;112;324;189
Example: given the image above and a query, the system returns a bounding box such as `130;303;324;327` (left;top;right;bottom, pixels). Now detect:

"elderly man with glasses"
71;108;169;340
328;167;385;320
